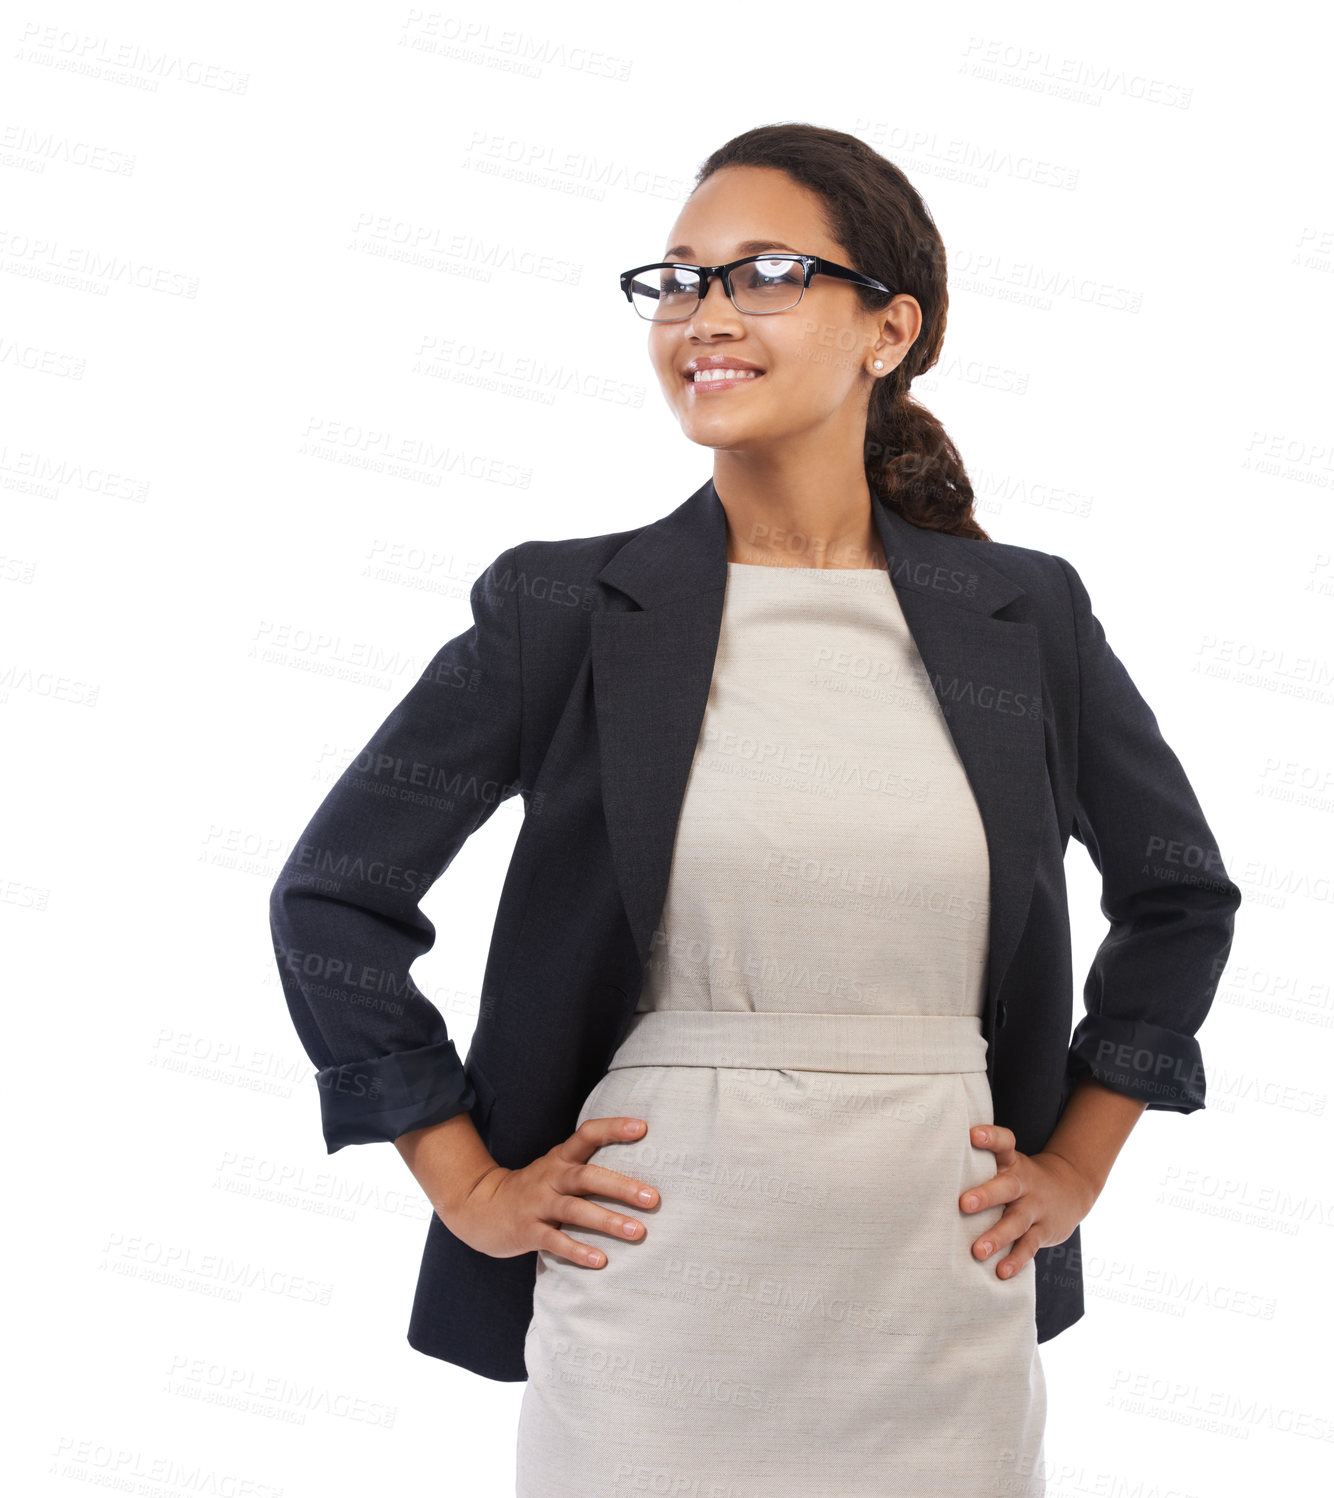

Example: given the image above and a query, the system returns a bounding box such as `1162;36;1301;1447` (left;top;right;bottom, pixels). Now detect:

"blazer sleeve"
1053;553;1241;1114
268;545;524;1153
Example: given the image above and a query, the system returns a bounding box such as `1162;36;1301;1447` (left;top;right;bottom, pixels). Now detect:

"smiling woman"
269;119;1239;1498
513;124;1057;1497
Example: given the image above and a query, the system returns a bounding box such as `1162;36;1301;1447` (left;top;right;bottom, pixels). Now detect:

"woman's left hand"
960;1126;1098;1279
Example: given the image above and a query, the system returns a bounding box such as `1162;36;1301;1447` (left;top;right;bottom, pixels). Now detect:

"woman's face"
644;164;919;456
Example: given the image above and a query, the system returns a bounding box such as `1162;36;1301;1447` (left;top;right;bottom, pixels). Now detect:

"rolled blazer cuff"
315;1038;477;1153
1065;1014;1206;1113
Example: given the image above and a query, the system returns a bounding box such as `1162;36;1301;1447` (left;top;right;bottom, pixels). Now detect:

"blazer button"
996;998;1009;1027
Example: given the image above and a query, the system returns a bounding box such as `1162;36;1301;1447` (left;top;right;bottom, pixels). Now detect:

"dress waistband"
606;1010;988;1075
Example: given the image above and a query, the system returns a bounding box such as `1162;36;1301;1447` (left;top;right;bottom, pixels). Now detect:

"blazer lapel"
590;477;1045;1033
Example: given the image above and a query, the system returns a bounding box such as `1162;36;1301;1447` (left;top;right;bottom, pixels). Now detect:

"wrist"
394;1109;501;1220
1034;1148;1102;1216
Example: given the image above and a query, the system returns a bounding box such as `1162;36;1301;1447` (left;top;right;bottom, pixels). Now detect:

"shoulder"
511;522;645;588
502;525;644;623
950;529;1078;595
474;522;650;641
923;526;1087;631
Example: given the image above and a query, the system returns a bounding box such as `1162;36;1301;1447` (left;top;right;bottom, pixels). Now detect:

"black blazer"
269;477;1241;1382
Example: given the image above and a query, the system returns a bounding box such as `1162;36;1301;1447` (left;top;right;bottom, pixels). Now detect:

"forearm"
1039;1074;1148;1205
394;1110;502;1224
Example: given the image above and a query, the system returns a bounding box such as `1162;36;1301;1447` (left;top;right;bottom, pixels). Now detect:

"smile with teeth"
690;368;763;384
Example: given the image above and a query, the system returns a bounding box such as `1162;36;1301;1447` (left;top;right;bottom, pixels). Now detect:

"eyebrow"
662;239;802;261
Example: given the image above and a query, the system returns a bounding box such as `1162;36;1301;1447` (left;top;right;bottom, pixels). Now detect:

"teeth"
691;368;760;383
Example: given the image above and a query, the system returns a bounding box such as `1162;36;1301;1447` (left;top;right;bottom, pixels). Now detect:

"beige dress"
516;562;1048;1497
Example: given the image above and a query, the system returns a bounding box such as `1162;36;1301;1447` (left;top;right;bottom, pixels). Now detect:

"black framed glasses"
619;253;894;322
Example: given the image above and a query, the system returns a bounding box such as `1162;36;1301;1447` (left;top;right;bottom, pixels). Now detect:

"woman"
269;125;1241;1496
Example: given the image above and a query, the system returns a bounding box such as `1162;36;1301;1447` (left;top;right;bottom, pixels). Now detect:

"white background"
6;2;1332;1493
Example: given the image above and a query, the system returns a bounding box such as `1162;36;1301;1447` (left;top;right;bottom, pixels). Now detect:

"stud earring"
873;359;884;370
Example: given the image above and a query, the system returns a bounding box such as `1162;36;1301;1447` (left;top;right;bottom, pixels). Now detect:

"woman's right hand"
444;1116;660;1267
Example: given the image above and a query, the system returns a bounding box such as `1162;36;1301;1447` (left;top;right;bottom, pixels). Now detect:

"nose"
683;272;744;337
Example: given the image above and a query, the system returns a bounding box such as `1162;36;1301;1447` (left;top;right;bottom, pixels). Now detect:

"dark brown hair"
695;123;989;541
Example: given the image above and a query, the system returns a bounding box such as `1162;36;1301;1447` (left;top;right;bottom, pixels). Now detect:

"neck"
714;454;885;570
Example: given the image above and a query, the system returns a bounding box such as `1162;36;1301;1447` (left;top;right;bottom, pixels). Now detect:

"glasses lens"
730;256;806;313
629;264;702;321
627;258;806;320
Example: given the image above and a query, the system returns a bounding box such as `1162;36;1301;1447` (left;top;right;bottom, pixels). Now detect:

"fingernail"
963;1194;979;1210
637;1189;654;1203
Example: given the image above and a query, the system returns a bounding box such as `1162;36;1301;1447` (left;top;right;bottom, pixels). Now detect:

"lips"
682;356;766;384
683;361;766;393
688;371;764;389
